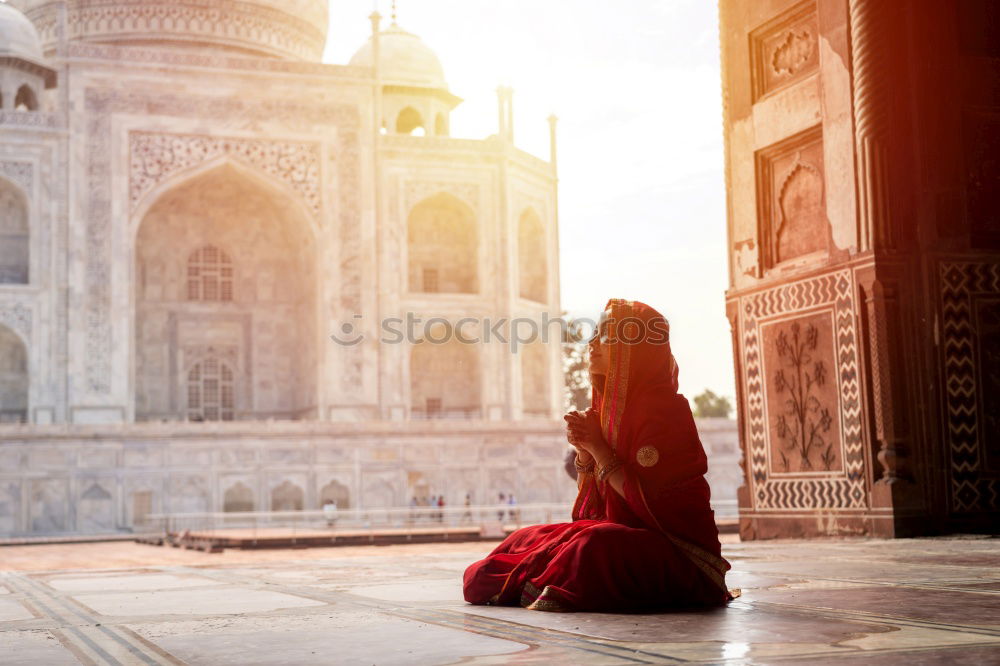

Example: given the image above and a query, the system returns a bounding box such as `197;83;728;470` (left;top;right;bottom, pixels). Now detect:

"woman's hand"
564;411;594;464
564;410;608;460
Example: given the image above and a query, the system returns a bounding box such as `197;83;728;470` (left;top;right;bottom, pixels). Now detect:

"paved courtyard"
0;536;998;665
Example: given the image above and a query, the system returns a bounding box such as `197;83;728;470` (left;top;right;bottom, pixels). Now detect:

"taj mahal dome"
0;0;572;537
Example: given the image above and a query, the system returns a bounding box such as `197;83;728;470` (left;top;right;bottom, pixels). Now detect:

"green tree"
692;389;733;418
562;315;592;412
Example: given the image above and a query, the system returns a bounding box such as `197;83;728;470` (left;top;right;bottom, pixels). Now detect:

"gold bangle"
574;455;595;474
596;455;623;482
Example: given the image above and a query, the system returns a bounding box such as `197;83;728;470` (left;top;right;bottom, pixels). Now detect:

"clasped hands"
564;409;611;467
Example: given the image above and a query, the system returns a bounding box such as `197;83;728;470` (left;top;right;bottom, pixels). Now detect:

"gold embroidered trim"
636;446;659;467
601;299;634;453
520;582;569;612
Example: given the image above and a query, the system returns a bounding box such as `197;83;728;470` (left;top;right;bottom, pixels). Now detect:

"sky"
324;0;735;401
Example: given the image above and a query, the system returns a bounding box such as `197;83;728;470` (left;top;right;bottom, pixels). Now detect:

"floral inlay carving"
129;132;322;217
771;30;815;76
772;322;835;472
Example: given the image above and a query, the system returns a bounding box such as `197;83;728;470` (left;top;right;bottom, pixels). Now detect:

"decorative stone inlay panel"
750;1;819;101
404;180;480;214
83;88;360;394
129;131;322;217
762;312;842;473
0;162;32;194
26;0;328;62
739;269;866;509
756;125;829;273
0;303;32;341
939;260;1000;513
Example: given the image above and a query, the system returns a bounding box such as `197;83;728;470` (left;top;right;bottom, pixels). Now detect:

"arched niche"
0;178;29;284
410;336;480;419
520;340;550;417
14;85;38;112
518;208;547;303
271;480;304;511
396;106;424;135
320;480;350;509
408;193;478;294
134;162;318;422
223;481;254;513
0;324;28;423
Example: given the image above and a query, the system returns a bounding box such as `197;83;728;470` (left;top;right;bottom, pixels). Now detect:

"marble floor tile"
0;537;998;664
72;586;326;617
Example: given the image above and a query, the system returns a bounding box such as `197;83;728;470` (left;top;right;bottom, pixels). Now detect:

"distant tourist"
322;500;338;528
437;495;445;523
464;300;735;612
463;493;472;523
507;493;518;523
497;492;506;522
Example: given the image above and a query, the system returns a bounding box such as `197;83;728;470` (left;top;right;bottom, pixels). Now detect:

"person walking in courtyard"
464;299;734;612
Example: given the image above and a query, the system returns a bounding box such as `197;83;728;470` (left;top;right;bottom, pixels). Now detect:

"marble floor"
0;536;998;665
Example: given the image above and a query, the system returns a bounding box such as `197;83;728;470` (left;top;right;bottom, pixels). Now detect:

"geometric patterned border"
740;269;867;509
939;260;1000;513
129;131;322;217
0;161;33;194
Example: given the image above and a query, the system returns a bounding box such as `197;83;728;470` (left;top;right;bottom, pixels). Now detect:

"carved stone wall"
0;422;573;537
939;260;1000;514
24;0;329;62
724;0;1000;536
750;1;820;101
756;125;829;271
81;88;361;399
739;270;866;515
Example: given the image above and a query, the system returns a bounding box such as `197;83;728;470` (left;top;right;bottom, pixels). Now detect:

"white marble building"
0;0;570;536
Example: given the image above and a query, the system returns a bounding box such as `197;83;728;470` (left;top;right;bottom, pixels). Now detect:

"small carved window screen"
187;356;235;422
187;245;234;301
423;268;439;293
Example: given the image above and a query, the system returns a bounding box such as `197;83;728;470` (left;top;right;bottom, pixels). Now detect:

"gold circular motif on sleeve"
636;446;659;467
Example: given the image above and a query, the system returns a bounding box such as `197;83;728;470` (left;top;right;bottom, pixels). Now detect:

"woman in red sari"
463;299;734;612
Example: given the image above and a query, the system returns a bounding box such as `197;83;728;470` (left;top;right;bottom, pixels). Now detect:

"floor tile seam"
3;574;127;666
166;564;460;611
749;640;1000;663
47;585;236;597
114;625;188;666
750;599;1000;637
386;607;685;664
49;626;104;666
81;603;360;626
158;566;351;606
741;572;999;589
14;573;168;666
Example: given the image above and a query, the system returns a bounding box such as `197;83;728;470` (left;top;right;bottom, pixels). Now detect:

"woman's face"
588;320;611;376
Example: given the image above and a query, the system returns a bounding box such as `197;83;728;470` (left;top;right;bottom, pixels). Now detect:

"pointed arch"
396;106;424;135
0;177;29;284
410;336;481;419
520;339;550;417
408;192;478;294
518;207;547;303
14;85;38;112
134;161;319;421
0;323;28;423
271;480;304;511
319;479;350;509
223;481;254;513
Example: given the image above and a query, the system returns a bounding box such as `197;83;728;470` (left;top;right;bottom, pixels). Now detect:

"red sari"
464;299;733;612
